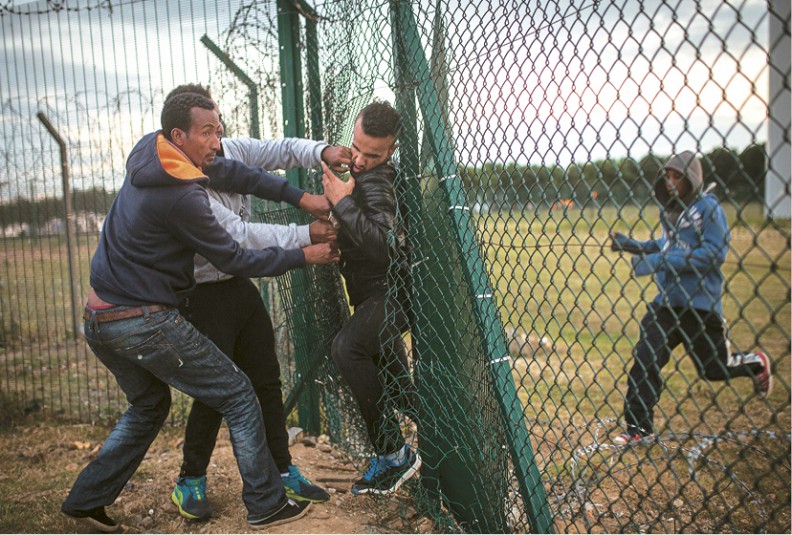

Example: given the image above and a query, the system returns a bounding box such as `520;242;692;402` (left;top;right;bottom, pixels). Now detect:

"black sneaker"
248;499;311;529
61;506;121;533
351;444;422;496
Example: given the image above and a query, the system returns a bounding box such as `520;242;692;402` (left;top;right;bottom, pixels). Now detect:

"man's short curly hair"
166;83;212;101
160;92;216;140
357;100;401;139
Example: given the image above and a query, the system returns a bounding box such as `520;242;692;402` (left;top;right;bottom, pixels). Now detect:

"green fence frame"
389;1;553;531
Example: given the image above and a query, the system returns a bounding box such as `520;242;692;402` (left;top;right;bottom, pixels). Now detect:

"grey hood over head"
654;150;703;209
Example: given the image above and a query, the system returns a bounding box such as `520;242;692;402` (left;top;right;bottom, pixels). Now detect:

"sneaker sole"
78;517;121;534
171;491;211;520
285;487;330;503
759;369;774;398
62;510;121;534
249;502;312;529
613;435;653;446
358;453;423;496
757;353;774;398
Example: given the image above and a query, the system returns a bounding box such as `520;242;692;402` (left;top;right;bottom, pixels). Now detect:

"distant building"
2;222;30;238
41;218;65;236
37;212;104;236
75;211;104;233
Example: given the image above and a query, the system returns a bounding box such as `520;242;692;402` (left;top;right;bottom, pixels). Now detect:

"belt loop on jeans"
84;307;98;332
142;305;150;319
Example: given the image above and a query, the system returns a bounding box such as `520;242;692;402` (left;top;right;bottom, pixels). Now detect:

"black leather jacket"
332;161;408;307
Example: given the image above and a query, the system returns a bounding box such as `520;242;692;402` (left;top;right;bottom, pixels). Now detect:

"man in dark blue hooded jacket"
61;92;335;532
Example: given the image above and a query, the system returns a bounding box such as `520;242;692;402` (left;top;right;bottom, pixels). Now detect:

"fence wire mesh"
0;0;790;533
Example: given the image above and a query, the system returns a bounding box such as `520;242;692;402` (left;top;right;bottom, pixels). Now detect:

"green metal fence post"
392;4;506;531
304;14;323;140
277;0;308;188
200;34;273;313
200;34;259;139
277;0;320;435
390;2;448;521
391;1;554;532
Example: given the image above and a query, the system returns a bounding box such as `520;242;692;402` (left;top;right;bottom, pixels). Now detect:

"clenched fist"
321;145;352;173
299;193;332;219
302;242;340;265
309;219;338;244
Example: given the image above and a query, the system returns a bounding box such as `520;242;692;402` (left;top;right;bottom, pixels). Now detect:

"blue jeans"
62;306;286;522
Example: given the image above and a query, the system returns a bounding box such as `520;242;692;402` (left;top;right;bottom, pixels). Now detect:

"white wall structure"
767;0;791;219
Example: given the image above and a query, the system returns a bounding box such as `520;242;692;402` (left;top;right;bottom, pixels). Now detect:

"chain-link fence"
1;0;789;532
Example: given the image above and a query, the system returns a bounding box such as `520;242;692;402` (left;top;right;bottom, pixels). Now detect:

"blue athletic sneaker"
171;475;212;520
351;444;422;495
282;465;330;503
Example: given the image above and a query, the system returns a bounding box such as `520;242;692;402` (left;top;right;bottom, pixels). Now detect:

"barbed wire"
0;0;144;16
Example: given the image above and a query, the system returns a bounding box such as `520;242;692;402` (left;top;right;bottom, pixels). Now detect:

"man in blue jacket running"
610;151;772;445
61;92;337;532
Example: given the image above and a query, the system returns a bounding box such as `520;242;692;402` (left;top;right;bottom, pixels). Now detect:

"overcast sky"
0;0;776;201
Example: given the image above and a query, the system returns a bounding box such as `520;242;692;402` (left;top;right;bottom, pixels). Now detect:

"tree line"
458;144;766;211
0;187;116;231
0;144;768;229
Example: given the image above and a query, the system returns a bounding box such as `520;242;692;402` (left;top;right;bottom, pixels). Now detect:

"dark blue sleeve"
205;156;305;206
169;188;306;277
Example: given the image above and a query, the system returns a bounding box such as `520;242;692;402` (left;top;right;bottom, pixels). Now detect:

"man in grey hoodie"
610;151;772;445
163;85;350;520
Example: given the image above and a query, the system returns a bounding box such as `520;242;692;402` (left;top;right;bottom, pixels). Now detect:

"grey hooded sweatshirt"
654;150;703;225
193;136;328;284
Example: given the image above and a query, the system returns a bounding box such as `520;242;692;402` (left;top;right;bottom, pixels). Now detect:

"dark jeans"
179;277;291;475
331;292;414;456
63;306;286;522
623;303;759;435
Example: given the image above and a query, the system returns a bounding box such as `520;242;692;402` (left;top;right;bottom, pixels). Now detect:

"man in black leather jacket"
321;101;421;496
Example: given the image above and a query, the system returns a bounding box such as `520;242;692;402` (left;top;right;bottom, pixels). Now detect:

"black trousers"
331;292;414;456
623;302;759;435
179;277;291;475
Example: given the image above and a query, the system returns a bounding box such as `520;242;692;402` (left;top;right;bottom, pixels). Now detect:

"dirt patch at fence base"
1;421;789;533
0;424;428;534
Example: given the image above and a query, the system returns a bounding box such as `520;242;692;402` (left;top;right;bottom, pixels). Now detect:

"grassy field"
0;202;789;532
476;203;790;533
481;203;790;420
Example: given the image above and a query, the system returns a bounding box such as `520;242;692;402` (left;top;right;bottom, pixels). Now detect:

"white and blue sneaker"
351;444;421;495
